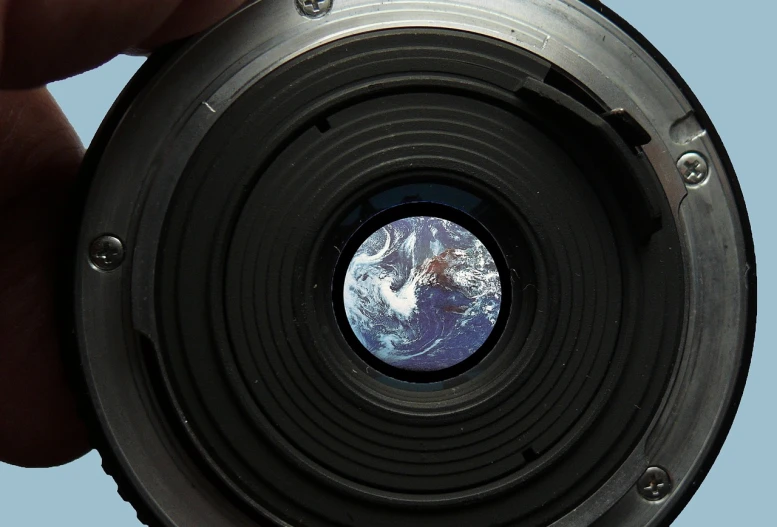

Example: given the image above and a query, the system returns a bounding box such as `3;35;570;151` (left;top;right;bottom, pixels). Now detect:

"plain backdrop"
0;0;773;525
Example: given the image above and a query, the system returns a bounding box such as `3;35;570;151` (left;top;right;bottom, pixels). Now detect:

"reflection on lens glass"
343;216;502;372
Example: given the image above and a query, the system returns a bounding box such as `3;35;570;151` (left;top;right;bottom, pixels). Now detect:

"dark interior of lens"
151;29;685;526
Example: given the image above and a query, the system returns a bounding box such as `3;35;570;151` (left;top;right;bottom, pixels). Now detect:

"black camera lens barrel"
72;1;755;526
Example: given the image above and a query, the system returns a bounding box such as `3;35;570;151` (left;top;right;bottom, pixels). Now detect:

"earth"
343;216;502;372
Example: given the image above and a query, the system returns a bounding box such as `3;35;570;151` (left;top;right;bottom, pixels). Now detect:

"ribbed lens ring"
151;29;683;524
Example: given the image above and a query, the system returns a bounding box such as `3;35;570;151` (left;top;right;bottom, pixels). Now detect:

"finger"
138;0;245;50
0;0;243;88
0;89;89;467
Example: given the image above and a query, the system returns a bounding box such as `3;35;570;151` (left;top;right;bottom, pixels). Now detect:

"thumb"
0;88;89;467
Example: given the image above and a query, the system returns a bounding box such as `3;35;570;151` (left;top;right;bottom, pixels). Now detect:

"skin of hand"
0;0;244;468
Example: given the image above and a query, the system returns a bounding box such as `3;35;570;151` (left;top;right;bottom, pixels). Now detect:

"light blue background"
0;0;772;525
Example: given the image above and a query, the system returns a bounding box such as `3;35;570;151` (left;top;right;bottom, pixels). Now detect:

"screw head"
296;0;332;18
638;466;672;501
89;235;125;271
677;152;709;185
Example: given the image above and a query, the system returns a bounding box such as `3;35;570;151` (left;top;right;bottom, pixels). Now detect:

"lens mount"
73;1;755;526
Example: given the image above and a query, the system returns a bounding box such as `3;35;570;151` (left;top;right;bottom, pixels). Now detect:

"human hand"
0;0;244;468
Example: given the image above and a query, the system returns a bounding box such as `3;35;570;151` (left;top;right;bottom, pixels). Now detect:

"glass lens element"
343;216;502;372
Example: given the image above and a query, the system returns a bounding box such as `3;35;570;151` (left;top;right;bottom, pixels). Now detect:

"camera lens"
72;1;755;526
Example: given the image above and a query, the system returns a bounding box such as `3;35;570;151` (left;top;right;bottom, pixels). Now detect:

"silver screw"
637;466;672;501
296;0;332;18
677;152;709;185
89;235;125;271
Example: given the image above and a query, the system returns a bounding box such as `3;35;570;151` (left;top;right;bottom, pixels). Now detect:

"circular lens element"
343;216;502;372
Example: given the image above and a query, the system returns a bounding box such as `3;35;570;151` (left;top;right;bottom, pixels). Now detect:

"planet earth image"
343;216;502;372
